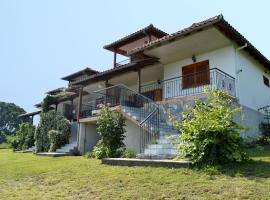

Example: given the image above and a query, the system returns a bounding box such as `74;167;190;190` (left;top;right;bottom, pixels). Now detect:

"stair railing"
85;84;160;153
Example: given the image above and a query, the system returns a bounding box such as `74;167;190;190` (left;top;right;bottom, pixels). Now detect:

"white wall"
163;46;236;99
237;50;270;110
163;45;236;80
124;120;141;153
78;123;100;153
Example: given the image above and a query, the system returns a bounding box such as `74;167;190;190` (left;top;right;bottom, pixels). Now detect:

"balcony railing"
140;68;236;99
115;58;131;68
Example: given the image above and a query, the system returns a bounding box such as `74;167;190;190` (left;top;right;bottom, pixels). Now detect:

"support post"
137;68;141;93
71;98;74;121
113;50;117;68
77;86;83;122
55;103;58;111
105;80;109;105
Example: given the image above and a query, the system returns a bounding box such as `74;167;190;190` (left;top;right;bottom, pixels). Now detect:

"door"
142;89;162;102
182;60;210;89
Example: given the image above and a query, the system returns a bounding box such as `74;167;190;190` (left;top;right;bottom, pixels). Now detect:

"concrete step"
144;148;178;155
146;143;176;149
136;153;177;160
56;142;77;153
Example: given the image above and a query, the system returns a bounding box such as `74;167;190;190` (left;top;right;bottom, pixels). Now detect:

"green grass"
1;147;270;200
0;143;10;149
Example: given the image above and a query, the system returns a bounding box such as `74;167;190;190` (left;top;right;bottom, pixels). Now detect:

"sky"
0;0;270;115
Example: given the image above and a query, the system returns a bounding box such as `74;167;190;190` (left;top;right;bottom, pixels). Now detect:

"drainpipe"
235;43;247;99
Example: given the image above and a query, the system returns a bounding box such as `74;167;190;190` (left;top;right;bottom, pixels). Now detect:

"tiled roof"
127;15;270;68
127;15;223;54
71;57;158;86
61;67;99;81
103;24;168;50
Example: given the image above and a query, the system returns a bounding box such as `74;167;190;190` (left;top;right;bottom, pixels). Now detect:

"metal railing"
140;68;236;99
80;84;159;153
115;58;131;68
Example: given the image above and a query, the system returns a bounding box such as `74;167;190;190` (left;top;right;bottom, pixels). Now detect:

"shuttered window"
182;60;210;89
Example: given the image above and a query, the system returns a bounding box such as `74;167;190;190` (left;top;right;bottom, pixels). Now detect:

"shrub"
6;135;19;151
7;122;35;151
170;87;249;166
257;122;270;145
48;130;69;152
93;105;126;159
84;151;96;159
35;111;70;152
123;149;136;158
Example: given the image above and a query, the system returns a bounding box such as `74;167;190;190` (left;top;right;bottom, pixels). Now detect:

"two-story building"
33;15;270;158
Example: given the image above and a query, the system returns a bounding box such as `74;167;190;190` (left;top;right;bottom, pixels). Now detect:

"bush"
123;149;136;158
48;130;69;152
6;135;19;151
93;105;126;159
7;123;35;151
35;111;70;152
257;122;270;145
170;87;249;166
84;151;96;159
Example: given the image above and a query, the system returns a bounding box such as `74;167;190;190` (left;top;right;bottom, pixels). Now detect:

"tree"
94;105;126;158
0;102;30;143
170;87;249;166
35;111;70;152
7;122;35;151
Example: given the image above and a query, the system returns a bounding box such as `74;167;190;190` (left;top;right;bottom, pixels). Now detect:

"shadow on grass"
218;160;270;179
217;146;270;179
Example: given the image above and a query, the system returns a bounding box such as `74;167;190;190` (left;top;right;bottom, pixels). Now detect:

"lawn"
0;147;270;200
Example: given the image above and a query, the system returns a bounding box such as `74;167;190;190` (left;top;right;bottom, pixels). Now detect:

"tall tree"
0;102;30;143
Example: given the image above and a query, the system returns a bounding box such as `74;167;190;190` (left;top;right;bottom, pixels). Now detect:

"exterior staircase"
122;105;180;159
56;142;77;154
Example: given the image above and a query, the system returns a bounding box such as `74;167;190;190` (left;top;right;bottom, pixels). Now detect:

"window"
263;75;269;87
182;60;210;89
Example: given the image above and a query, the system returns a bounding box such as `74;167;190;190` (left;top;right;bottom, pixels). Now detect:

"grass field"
0;147;270;200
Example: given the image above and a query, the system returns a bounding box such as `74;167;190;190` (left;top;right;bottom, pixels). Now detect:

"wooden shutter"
182;60;210;89
182;65;196;89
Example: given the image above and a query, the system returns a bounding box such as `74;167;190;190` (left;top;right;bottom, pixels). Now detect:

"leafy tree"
35;111;70;152
170;87;249;166
94;105;126;158
0;102;30;143
7;122;35;151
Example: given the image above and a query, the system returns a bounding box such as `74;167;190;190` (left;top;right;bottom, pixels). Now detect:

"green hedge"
35;111;70;152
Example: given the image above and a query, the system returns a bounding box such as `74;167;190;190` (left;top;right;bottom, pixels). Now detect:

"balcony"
140;68;236;100
80;68;235;119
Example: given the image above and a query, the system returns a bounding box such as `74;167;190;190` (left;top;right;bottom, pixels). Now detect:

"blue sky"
0;0;270;114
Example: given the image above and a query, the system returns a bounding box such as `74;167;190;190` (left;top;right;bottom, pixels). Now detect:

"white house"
34;15;270;158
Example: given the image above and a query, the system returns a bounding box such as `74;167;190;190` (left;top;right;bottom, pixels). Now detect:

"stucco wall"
124;120;141;153
237;50;270;110
163;45;236;81
78;119;141;154
234;105;265;139
78;123;100;153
